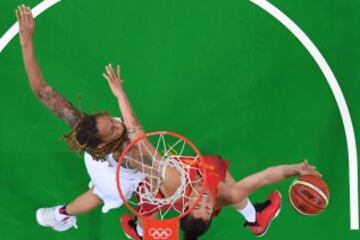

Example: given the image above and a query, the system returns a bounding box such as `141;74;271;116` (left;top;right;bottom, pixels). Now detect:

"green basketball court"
1;0;359;239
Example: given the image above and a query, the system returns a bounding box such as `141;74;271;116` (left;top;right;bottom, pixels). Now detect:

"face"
95;115;125;143
186;190;214;221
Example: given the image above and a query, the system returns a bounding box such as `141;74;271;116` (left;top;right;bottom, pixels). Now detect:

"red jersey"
200;155;229;216
136;155;229;217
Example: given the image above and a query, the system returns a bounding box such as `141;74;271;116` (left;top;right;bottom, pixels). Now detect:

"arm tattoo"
36;86;82;127
127;112;143;135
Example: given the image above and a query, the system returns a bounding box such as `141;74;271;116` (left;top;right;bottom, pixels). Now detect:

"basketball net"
116;131;206;240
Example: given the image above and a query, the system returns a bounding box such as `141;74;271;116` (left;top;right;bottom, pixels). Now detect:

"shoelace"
243;200;272;227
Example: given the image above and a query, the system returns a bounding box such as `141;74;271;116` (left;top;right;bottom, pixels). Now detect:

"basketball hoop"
116;131;206;240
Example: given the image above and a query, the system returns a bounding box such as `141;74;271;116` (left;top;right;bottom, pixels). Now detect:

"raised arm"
17;5;81;128
102;64;144;139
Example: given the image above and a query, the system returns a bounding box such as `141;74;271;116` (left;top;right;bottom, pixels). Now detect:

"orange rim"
115;130;206;221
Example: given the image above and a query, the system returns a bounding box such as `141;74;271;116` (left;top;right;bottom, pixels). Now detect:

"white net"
118;132;205;220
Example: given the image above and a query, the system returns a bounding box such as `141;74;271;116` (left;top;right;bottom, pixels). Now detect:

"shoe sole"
124;232;141;240
256;191;282;238
124;233;132;239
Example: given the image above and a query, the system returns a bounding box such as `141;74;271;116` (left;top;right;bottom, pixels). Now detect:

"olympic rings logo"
148;228;172;239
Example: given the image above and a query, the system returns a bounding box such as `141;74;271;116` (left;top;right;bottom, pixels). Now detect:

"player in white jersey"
17;5;316;237
16;5;144;231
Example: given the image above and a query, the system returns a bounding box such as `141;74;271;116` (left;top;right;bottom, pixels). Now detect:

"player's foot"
244;191;282;237
121;214;143;240
36;205;77;232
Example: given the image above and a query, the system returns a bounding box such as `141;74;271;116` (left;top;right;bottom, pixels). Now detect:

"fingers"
303;159;318;170
16;6;25;32
105;65;112;80
304;159;316;169
15;7;20;21
103;65;116;85
20;5;27;23
110;64;117;79
105;64;117;80
102;73;111;82
103;64;123;85
313;170;322;177
16;6;22;25
103;65;111;83
117;65;121;79
25;6;33;22
16;5;32;25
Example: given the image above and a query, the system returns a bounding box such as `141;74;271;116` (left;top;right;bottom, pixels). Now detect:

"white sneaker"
36;206;78;232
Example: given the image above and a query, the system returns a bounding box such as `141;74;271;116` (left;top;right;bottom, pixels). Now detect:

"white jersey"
83;117;144;213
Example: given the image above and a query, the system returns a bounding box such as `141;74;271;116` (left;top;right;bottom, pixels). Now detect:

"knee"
229;187;246;204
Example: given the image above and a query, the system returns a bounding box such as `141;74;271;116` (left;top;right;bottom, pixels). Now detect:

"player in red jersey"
179;155;283;239
121;156;319;239
102;66;321;240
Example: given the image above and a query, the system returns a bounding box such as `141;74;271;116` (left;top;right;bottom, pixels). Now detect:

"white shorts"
84;152;144;213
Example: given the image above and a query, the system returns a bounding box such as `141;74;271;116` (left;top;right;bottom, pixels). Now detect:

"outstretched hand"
298;160;322;177
16;5;34;46
102;64;123;98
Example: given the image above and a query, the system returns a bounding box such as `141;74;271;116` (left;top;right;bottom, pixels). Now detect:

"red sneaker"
120;214;143;240
244;191;282;237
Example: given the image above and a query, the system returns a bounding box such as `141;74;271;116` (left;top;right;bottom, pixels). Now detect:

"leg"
221;171;281;237
223;171;249;209
36;188;102;232
65;188;102;215
218;171;256;221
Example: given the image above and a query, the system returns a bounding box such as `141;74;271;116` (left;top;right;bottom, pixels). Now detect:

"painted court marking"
250;0;359;230
0;0;357;231
0;0;61;53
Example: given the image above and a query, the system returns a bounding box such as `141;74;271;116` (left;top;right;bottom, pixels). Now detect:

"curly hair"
63;112;128;161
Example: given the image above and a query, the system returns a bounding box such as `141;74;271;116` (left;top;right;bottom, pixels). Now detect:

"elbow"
31;84;48;98
32;87;44;98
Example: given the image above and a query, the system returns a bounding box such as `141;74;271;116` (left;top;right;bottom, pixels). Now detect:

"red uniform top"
200;155;229;216
137;155;229;217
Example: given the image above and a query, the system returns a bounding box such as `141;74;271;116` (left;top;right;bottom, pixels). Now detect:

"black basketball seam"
297;178;330;198
292;185;326;210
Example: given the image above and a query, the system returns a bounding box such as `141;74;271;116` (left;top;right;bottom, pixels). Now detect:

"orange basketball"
289;175;330;215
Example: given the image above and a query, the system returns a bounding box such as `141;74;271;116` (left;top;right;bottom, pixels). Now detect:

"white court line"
0;0;61;53
1;0;357;229
250;0;359;230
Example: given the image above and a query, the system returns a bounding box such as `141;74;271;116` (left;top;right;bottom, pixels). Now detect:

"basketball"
289;175;330;215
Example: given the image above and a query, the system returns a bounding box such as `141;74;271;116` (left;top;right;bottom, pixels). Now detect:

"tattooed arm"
17;5;81;128
102;64;145;139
